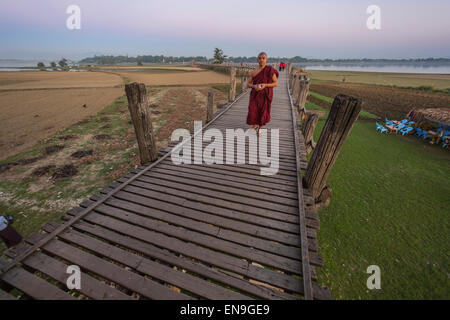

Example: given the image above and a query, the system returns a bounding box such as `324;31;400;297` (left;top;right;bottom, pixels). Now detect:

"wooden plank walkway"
0;70;330;300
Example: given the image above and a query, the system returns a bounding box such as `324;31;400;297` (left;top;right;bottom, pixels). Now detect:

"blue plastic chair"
442;136;449;148
376;123;388;134
399;127;414;136
401;119;408;124
415;128;425;137
407;121;415;126
422;131;432;140
397;124;407;130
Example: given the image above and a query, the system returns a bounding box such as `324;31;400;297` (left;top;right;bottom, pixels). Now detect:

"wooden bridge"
0;66;363;300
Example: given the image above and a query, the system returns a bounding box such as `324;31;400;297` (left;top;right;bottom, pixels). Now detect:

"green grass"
310;118;450;299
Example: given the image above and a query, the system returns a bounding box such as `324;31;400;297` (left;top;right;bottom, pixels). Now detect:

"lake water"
297;64;450;74
0;59;55;71
1;59;450;74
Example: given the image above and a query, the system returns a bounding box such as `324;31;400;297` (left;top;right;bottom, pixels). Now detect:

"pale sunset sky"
0;0;449;60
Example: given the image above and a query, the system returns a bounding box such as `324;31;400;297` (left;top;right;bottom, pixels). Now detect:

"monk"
247;52;279;136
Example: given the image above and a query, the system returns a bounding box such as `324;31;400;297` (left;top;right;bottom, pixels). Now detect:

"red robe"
247;65;279;126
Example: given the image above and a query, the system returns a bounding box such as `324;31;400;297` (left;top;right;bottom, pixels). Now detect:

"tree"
58;58;68;68
37;62;45;70
50;61;57;68
213;48;226;64
137;60;143;66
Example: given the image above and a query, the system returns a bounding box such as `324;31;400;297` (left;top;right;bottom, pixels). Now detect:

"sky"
0;0;449;60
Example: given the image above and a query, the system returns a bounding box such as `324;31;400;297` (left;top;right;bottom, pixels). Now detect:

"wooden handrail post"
304;94;362;208
125;82;157;164
207;91;215;123
295;79;310;111
241;75;248;93
229;67;237;102
292;74;300;100
303;112;319;155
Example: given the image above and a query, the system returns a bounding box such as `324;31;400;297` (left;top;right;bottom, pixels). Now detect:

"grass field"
307;70;450;91
305;100;450;299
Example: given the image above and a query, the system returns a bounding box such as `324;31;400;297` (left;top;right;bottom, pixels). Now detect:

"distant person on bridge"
247;52;279;136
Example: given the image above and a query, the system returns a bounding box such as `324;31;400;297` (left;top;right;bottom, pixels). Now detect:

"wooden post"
207;91;215;123
289;74;294;91
287;63;293;75
229;67;237;102
304;94;362;207
125;82;157;164
241;76;248;93
303;112;319;154
292;74;301;100
295;79;310;110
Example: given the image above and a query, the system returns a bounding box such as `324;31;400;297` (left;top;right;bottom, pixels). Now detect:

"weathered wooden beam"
206;91;215;123
292;74;301;100
304;94;362;206
303;112;319;155
287;62;293;75
289;73;296;90
229;67;237;102
125;82;157;164
241;76;248;93
295;79;310;112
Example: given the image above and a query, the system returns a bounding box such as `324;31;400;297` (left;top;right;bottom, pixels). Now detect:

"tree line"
77;54;450;65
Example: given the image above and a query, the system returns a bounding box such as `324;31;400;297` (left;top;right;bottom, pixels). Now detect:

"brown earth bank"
118;70;229;86
310;82;450;120
0;86;229;242
0;71;122;90
0;88;123;160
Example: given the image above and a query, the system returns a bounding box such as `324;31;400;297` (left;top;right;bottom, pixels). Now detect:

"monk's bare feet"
257;126;262;136
252;125;258;131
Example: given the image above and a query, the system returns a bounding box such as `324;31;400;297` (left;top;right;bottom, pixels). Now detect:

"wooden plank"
38;238;194;300
154;164;299;199
84;209;322;272
91;201;305;261
69;220;300;300
143;171;299;207
287;67;314;300
58;229;252;300
0;288;16;300
21;247;133;300
104;195;306;248
1;267;75;300
69;212;318;293
160;161;298;188
127;181;301;221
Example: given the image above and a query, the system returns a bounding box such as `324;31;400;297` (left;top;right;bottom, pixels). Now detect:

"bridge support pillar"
304;94;362;208
125;82;157;164
206;91;215;123
229;67;237;102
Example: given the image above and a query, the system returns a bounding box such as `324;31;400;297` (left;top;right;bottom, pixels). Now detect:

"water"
297;64;450;74
0;59;55;71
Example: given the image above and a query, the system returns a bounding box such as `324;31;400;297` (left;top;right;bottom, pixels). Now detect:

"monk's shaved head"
258;52;268;58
